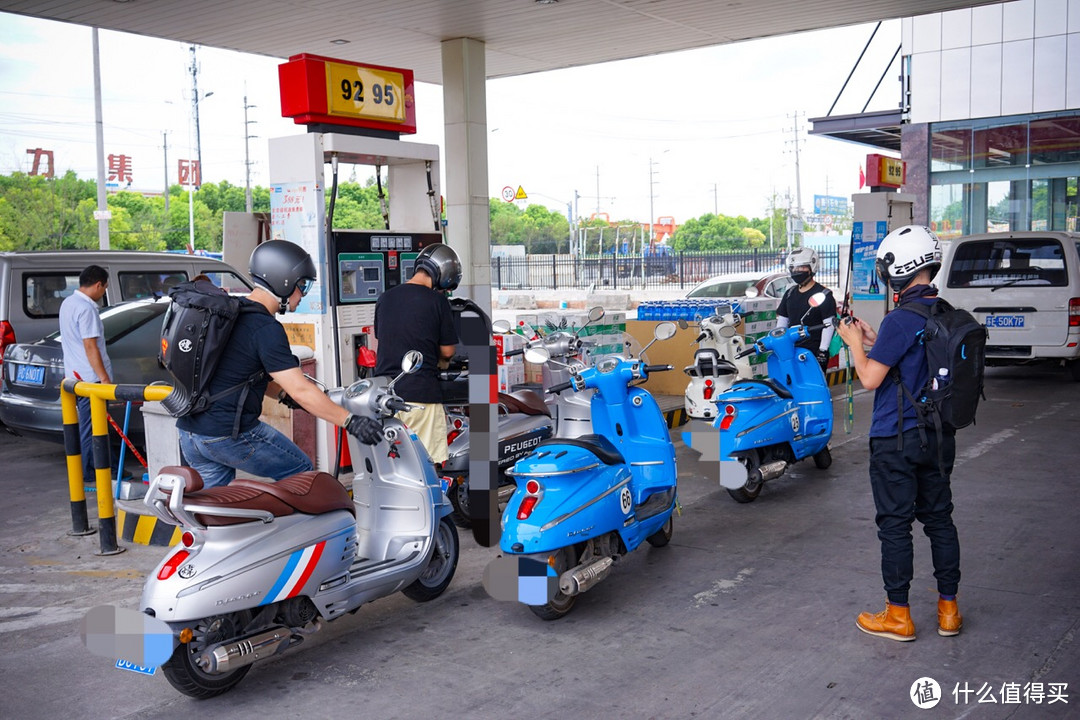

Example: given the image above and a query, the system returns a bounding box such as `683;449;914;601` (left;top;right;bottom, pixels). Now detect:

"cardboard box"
498;363;525;392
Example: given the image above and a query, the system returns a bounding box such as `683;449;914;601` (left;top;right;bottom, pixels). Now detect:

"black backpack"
889;298;988;463
158;279;265;436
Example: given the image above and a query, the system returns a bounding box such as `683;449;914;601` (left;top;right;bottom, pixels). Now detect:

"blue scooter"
700;293;834;503
498;321;679;620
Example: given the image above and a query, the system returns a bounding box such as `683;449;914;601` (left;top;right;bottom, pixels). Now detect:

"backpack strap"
206;301;272;439
889;299;948;472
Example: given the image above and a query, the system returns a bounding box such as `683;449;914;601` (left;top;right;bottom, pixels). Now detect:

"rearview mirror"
808;291;828;308
678;319;689;330
744;286;760;298
524;347;550;365
719;325;737;339
654;321;677;341
588;306;605;322
492;319;511;334
401;350;423;374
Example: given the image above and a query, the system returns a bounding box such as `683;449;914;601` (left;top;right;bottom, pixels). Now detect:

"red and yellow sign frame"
865;153;906;188
279;53;416;134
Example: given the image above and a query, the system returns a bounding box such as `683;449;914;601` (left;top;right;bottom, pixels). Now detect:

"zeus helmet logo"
893;251;936;276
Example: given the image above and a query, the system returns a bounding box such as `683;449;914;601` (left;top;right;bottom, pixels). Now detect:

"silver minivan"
938;231;1080;380
0;250;252;370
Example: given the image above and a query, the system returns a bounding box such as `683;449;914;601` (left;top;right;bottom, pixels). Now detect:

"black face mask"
790;270;812;285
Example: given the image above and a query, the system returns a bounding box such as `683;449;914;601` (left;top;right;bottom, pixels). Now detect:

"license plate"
14;364;45;386
985;314;1025;329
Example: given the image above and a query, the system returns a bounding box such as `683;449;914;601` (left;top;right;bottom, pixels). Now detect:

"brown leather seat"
159;467;354;526
500;390;551;417
232;472;354;517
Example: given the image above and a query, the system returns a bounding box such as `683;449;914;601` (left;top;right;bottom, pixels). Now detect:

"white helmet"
786;246;818;283
875;225;942;292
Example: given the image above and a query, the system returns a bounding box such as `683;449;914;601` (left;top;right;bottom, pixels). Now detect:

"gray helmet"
249;240;317;312
414;243;462;291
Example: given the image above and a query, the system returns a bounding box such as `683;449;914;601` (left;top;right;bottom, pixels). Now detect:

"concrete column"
901;122;930;225
441;37;491;309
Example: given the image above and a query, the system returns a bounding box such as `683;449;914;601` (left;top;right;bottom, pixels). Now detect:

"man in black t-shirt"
775;246;837;368
374;244;461;466
177;241;383;488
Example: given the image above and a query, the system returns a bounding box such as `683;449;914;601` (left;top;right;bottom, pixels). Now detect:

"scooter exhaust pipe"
559;556;614;596
752;460;788;484
199;626;293;673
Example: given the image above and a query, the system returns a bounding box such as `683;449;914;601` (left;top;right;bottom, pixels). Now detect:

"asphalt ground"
1;364;1078;719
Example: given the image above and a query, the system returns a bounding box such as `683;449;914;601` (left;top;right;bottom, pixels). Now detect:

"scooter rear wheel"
728;454;763;503
646;515;674;547
813;445;833;469
161;610;253;699
402;517;460;602
528;545;578;621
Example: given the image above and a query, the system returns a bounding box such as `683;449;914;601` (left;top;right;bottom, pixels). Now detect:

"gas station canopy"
0;0;996;84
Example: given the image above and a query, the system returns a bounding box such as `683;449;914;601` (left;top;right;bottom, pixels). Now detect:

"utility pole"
243;94;257;212
713;183;718;216
791;111;805;248
596;166;600;216
162;131;170;213
92;28;109;250
189;45;212;188
648;157;660;250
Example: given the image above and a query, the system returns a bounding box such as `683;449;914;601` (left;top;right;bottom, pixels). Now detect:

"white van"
937;231;1080;380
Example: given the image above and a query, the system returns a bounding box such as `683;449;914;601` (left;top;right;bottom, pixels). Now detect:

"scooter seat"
536;434;625;466
500;390;552;417
731;377;793;400
232;472;355;517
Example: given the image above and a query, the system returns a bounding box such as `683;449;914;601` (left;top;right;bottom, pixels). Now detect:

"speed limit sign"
501;186;515;202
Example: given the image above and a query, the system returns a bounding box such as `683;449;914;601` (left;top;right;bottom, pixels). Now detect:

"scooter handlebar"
735;345;759;359
643;364;673;374
504;348;524;357
386;398;411;413
546;380;574;394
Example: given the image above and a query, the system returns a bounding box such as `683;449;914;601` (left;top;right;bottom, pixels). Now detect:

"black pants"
868;428;960;604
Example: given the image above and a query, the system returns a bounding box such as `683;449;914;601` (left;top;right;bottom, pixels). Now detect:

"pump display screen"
328;230;443;305
338;253;384;302
363;267;380;281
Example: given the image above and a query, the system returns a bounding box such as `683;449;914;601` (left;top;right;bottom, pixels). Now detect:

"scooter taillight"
719;404;737;431
703;378;714;400
158;549;190;580
447;417;464;443
517;479;543;520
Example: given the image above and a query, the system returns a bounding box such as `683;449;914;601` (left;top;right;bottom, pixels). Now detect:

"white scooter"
682;305;753;420
139;352;458;698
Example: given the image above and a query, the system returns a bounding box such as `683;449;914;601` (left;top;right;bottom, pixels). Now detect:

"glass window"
44;300;168;342
946;238;1068;288
688;279;756;298
118;271;188;300
23;274;80;318
197;270;252;295
931;129;971;171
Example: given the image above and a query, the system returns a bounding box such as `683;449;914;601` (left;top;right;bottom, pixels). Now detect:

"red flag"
858;166;866;190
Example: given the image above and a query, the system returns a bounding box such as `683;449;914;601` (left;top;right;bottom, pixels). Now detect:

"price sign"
279;54;416;134
865;153;907;188
326;61;406;124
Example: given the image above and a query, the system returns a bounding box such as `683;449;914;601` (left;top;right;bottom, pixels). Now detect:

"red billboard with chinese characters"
865;153;906;188
279;54;416;134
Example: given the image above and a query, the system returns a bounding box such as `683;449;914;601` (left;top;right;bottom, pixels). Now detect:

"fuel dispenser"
327;229;444;385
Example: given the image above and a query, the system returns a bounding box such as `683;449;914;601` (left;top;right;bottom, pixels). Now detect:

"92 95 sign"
326;61;406;124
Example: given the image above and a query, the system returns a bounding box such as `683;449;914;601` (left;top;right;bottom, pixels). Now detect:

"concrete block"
586;291;631;310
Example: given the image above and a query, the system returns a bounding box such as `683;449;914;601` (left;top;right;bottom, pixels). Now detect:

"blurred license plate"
985;315;1025;328
15;364;45;386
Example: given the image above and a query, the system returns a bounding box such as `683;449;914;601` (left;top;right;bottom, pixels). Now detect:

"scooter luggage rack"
506;462;600;477
145;470;276;531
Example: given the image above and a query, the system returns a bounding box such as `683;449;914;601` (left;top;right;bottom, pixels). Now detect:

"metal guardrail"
59;379;172;555
492;246;841;291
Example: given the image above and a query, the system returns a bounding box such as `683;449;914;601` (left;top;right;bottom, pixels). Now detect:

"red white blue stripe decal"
262;541;326;604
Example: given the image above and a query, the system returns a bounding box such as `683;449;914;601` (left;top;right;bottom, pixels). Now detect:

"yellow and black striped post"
60;379;173;555
59;381;94;536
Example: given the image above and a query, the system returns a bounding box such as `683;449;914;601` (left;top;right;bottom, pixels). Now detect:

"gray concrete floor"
0;364;1078;719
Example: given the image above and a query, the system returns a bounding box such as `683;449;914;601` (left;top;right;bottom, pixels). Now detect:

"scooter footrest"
634;487;675;520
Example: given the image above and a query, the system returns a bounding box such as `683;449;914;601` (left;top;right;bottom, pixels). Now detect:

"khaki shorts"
396;402;449;466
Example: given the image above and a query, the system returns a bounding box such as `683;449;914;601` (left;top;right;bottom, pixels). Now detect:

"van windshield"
946;239;1068;288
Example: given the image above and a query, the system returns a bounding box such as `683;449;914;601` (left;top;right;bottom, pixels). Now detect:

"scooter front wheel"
528;545;579;621
646;515;674;547
813;445;832;469
161;610;253;699
402;516;460;602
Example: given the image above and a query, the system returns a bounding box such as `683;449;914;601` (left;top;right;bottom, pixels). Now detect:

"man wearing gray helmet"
373;243;461;467
176;240;383;488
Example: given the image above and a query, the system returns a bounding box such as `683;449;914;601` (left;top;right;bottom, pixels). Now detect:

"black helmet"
414;243;462;291
249;240;317;313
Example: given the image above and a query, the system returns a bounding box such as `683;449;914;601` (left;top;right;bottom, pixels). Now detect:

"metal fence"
492;247;841;291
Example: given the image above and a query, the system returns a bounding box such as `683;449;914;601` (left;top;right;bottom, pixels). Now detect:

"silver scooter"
680;305;753;420
139;352;458;699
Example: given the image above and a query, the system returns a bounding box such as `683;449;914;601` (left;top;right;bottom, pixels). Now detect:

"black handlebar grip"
387;398;410;413
547;381;573;394
736;347;757;359
504;348;524;357
643;364;673;373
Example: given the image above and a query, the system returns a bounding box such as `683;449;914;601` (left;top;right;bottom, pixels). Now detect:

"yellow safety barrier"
59;379;172;555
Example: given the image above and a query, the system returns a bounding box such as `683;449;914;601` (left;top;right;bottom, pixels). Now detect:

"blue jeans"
868;428;960;604
178;422;313;489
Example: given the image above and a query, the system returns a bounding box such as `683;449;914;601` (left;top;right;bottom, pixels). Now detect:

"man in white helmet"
836;225;962;643
775;246;838;370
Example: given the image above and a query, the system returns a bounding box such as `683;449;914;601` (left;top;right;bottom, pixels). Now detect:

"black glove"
345;414;384;445
277;390;302;410
816;350;829;370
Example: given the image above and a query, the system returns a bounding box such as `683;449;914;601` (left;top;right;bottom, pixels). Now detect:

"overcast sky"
0;12;902;225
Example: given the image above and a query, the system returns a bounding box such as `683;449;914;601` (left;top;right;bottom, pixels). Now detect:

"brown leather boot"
938;597;962;636
856;601;916;641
